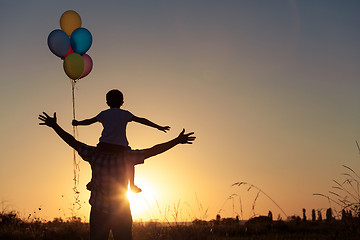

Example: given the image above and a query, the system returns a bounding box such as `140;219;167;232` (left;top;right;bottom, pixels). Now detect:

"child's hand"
72;120;79;126
158;126;170;133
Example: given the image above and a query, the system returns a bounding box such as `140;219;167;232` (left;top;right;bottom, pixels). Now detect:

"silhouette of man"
38;112;195;240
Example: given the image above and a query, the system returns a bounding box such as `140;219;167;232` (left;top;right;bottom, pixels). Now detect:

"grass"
229;182;288;219
2;142;360;239
0;213;88;240
1;210;360;240
2;181;360;240
313;141;360;219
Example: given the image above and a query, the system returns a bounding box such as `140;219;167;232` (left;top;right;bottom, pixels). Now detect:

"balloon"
61;46;74;60
47;29;70;58
70;28;92;55
63;53;84;80
80;54;93;79
60;10;82;37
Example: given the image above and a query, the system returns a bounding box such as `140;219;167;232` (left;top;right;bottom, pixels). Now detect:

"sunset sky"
1;0;360;222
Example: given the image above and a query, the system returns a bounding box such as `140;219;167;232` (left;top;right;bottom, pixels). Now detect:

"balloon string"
71;80;81;210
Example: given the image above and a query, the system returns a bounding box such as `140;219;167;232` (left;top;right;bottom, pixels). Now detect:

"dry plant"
314;165;360;218
218;194;239;219
221;182;288;219
313;141;360;218
139;194;208;224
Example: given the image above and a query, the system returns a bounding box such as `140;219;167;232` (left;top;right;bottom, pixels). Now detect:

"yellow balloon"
63;53;84;80
60;10;82;37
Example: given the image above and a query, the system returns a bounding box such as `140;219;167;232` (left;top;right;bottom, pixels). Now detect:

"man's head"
106;89;124;108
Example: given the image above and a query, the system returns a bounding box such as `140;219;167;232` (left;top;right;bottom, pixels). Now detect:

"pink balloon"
80;54;93;79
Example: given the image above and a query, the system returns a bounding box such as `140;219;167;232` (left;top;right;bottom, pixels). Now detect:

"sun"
126;181;157;220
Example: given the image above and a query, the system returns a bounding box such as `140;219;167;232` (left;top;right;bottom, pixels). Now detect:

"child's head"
106;89;124;108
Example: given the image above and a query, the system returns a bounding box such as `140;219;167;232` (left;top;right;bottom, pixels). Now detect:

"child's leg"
129;164;142;193
129;165;135;187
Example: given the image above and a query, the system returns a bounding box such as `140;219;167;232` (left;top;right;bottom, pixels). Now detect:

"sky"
0;0;360;222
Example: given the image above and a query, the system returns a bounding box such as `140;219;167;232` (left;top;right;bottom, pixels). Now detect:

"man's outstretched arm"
39;112;81;150
143;129;195;159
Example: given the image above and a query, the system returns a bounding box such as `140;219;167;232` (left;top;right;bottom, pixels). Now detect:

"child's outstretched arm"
131;115;170;133
72;117;98;126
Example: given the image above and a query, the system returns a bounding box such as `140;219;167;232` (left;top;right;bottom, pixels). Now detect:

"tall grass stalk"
314;165;360;217
232;182;288;218
314;141;360;217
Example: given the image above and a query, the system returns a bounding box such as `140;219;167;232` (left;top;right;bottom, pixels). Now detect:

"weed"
313;141;360;218
230;182;288;219
314;165;360;218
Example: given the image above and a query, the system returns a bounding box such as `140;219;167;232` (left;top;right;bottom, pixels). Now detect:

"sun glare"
126;181;157;220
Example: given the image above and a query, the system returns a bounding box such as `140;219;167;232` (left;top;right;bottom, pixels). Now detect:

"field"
1;211;360;240
2;164;360;240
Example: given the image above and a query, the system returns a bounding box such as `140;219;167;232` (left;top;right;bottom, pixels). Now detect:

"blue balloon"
47;29;70;58
70;28;92;55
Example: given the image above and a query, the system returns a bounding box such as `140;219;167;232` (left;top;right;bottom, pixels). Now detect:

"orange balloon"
60;10;82;37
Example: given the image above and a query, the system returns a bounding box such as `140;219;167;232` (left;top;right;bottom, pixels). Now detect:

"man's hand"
39;112;57;128
72;120;79;126
38;111;80;150
143;128;196;159
158;126;171;133
177;129;195;144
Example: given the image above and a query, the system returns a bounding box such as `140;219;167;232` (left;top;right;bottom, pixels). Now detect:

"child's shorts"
96;142;131;153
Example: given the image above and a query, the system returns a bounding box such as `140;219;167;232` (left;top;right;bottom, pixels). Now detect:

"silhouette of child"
73;89;170;193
